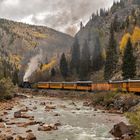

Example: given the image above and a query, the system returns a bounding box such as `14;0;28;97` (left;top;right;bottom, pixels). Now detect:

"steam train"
23;80;140;93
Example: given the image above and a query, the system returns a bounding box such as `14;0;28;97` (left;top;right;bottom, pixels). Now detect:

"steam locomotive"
22;80;140;93
21;81;32;88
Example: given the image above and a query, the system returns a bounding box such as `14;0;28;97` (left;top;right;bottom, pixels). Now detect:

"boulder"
15;135;25;140
26;133;36;140
45;106;56;110
17;121;39;127
6;122;16;125
54;122;61;127
0;122;6;128
0;134;13;140
20;107;29;112
14;111;21;118
6;135;13;140
54;113;60;117
38;124;58;131
6;107;13;111
26;130;32;133
40;102;46;106
59;105;66;109
110;122;135;138
33;107;37;110
3;112;8;115
121;134;132;140
21;115;34;119
69;102;77;106
83;101;91;107
0;118;4;122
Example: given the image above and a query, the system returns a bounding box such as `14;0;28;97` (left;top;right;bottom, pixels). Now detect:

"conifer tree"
79;40;90;80
92;36;104;71
122;38;136;80
60;53;68;78
104;23;118;80
113;15;120;32
51;68;56;77
12;69;19;85
70;37;80;74
126;16;129;28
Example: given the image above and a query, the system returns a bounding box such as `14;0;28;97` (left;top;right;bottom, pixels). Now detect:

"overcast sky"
0;0;119;36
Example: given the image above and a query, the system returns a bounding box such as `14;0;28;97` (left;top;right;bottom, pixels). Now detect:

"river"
0;95;128;140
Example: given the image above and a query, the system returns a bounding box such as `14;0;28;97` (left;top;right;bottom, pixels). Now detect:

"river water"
0;95;128;140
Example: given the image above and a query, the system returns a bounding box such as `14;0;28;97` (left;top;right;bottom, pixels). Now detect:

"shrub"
126;109;140;140
0;78;16;100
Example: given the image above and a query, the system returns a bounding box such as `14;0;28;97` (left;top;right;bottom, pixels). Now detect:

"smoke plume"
23;50;43;81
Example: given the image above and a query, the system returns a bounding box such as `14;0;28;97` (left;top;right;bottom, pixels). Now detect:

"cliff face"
77;0;139;50
76;0;140;81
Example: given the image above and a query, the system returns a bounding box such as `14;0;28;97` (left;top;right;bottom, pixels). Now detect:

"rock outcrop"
110;122;135;139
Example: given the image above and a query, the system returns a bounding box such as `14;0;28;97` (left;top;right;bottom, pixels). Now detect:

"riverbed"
0;95;128;140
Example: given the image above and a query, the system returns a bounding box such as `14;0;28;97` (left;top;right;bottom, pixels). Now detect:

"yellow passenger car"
92;83;110;91
37;82;50;89
128;80;140;92
109;81;124;91
63;82;77;90
76;81;92;91
49;82;63;89
109;80;130;92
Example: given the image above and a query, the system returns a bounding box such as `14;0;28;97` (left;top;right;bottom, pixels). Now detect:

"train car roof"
109;80;126;83
128;79;140;82
109;79;140;83
76;81;93;83
63;82;77;84
38;81;93;84
38;82;77;84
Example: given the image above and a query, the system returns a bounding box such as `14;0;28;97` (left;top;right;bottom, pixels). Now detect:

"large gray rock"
110;122;135;138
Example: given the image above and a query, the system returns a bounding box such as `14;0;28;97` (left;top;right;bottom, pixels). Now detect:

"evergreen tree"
113;15;120;32
51;68;56;77
60;53;68;78
70;37;80;74
104;23;118;80
12;69;19;85
92;36;104;71
125;16;129;28
122;38;136;80
80;22;83;29
79;40;90;80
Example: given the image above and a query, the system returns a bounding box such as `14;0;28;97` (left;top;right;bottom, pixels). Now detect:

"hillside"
76;0;140;81
0;19;74;81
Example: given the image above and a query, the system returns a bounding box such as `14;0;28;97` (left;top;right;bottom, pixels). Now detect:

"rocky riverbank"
0;90;131;140
20;89;140;140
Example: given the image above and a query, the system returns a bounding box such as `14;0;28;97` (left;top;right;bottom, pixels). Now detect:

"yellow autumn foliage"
120;33;131;53
41;59;57;72
33;32;47;39
120;26;140;53
10;54;22;69
131;26;140;44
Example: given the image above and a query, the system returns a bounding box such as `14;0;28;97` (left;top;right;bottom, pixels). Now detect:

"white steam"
23;50;43;81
